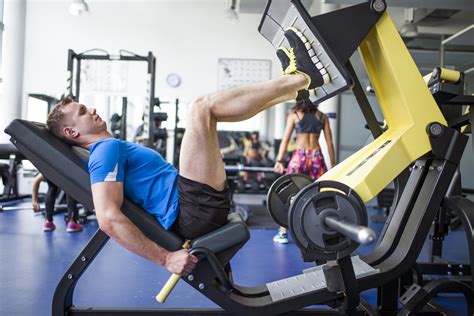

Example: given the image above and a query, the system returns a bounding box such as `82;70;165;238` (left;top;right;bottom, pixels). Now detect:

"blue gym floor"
0;200;470;315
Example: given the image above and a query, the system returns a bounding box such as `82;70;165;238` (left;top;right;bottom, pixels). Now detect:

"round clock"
166;73;181;88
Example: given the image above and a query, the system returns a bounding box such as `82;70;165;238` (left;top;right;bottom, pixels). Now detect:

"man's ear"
63;127;79;139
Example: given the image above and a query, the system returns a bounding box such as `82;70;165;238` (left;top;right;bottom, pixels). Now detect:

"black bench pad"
4;119;249;254
192;212;249;253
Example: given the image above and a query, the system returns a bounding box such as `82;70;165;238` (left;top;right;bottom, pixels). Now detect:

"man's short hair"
46;97;74;142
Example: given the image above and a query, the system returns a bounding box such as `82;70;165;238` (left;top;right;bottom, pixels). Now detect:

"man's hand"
164;249;198;276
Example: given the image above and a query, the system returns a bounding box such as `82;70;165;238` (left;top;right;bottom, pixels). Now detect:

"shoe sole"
273;234;289;244
276;47;291;74
295;88;318;101
277;46;318;100
284;27;329;89
286;28;327;84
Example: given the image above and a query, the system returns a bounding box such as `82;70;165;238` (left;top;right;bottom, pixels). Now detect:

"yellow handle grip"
155;273;182;303
439;68;461;83
423;67;461;85
155;240;191;304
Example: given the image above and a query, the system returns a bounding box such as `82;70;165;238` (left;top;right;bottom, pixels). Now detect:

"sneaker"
276;47;317;101
43;221;56;232
276;46;292;74
273;231;289;244
67;222;83;233
283;27;328;89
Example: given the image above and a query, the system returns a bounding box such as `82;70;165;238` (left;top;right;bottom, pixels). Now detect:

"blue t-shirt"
88;138;179;230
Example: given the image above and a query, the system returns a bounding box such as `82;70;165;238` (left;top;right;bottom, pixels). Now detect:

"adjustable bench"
5;119;251;315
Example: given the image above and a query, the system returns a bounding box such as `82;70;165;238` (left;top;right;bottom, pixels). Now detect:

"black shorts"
173;175;230;239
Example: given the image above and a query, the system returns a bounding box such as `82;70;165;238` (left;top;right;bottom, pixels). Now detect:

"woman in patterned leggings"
273;98;336;244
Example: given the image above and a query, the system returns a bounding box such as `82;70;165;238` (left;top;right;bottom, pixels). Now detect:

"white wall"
0;0;26;143
22;0;286;132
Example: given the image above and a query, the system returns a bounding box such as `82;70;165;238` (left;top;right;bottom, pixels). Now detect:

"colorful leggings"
286;148;327;181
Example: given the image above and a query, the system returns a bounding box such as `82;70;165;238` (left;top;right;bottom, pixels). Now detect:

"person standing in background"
273;98;335;244
32;173;84;232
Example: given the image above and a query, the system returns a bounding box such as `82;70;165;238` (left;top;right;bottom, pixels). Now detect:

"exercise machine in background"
65;48;157;148
405;67;474;303
109;97;128;141
66;48;186;166
0;143;28;204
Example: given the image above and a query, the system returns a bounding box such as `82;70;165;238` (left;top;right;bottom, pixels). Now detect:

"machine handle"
155;240;190;303
324;216;376;245
189;247;233;293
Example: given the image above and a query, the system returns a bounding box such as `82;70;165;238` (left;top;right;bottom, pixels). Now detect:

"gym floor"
0;198;469;315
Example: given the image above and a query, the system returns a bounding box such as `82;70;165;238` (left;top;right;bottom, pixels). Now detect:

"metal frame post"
147;52;156;148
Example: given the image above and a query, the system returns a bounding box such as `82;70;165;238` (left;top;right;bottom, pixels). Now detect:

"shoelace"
285;48;297;74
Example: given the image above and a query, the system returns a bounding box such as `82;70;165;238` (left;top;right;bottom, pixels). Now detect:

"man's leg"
180;74;309;190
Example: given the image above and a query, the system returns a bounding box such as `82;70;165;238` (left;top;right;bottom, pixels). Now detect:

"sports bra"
295;112;324;134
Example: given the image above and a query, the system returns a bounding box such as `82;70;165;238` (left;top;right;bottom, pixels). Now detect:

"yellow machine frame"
318;12;447;202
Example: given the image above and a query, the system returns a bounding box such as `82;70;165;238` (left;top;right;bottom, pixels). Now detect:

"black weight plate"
266;174;312;228
301;193;359;252
289;180;367;261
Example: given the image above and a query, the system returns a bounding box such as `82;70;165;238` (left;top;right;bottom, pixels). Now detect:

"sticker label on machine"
346;140;392;176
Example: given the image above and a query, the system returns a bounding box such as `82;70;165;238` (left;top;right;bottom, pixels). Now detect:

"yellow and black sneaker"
284;27;329;89
276;46;318;100
276;47;292;75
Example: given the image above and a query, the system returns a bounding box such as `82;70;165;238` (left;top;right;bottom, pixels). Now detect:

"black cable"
119;49;141;57
77;48;109;56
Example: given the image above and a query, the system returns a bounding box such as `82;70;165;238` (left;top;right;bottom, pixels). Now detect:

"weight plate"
266;174;312;228
289;180;367;261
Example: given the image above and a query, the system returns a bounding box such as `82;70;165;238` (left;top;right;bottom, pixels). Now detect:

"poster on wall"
217;58;272;90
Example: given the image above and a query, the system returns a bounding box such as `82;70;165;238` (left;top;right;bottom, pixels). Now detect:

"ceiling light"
400;8;418;38
225;0;239;24
400;22;418;38
69;0;89;16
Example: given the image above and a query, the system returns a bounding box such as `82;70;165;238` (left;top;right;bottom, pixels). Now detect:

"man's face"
62;102;107;138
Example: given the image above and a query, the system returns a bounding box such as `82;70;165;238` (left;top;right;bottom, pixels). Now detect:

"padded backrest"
4;119;183;251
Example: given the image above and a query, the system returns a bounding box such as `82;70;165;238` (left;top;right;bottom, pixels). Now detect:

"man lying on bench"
45;31;323;276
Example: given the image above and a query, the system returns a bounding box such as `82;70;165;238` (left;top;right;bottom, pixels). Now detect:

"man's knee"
188;95;212;122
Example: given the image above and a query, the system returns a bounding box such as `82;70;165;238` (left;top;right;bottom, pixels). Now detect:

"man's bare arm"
91;181;197;275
